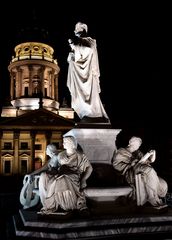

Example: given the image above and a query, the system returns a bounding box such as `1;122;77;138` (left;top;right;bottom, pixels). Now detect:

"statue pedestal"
64;128;121;164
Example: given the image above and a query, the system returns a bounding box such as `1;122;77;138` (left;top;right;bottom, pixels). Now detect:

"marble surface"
12;207;172;239
84;186;132;201
64;128;121;164
19;208;171;229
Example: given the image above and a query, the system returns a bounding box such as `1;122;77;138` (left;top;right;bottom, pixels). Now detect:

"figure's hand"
80;180;87;190
67;52;75;62
148;149;156;162
148;150;155;155
131;159;138;167
68;39;73;44
28;174;34;183
68;39;75;51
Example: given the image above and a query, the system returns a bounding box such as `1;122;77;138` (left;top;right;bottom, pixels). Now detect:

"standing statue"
112;136;168;207
20;136;93;215
67;22;109;121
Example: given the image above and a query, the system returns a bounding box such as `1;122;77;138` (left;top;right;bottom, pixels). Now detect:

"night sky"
0;2;172;190
0;2;170;129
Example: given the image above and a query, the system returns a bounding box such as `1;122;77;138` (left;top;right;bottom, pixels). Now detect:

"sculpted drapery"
39;149;92;213
112;140;168;207
20;137;93;214
67;23;108;120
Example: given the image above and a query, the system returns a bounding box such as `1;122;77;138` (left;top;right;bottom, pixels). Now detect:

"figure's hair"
75;22;88;33
47;144;58;155
63;135;77;149
129;136;142;145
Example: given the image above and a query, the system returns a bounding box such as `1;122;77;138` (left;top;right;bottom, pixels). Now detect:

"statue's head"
74;22;88;35
128;136;142;152
63;135;77;149
46;143;58;156
129;136;142;145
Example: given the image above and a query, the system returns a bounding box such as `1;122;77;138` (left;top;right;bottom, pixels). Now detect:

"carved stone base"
11;208;172;239
37;210;73;220
64;128;121;164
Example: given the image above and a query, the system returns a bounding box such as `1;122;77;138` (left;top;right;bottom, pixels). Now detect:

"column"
54;74;58;101
13;72;17;99
51;69;55;99
30;131;36;172
40;66;45;96
10;72;14;100
13;131;20;174
28;65;33;96
46;131;52;145
16;67;23;97
45;131;52;162
48;70;51;98
19;68;23;96
15;67;20;98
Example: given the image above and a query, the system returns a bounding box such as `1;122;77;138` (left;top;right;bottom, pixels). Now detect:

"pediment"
2;153;13;157
0;109;75;129
19;153;30;157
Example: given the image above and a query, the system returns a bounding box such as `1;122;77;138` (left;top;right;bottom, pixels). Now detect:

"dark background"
0;2;152;127
0;2;171;146
0;4;172;238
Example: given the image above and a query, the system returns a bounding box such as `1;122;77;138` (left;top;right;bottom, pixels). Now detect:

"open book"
135;151;155;166
138;152;151;164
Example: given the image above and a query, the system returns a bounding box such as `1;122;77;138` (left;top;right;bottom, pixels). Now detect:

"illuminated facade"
1;42;74;118
0;41;75;175
0;109;74;175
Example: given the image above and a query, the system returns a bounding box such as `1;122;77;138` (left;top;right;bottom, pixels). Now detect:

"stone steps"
10;206;172;240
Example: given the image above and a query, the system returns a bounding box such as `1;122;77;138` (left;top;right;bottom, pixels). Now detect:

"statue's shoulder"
58;150;66;158
115;148;132;158
117;147;127;154
82;37;96;47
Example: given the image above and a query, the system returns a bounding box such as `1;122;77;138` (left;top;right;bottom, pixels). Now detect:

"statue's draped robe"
67;37;108;119
39;150;91;213
112;148;168;206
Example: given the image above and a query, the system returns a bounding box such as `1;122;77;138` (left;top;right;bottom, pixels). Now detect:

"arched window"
20;154;29;175
24;87;28;96
2;154;13;175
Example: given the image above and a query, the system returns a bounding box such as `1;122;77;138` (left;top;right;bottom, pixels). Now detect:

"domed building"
0;26;74;175
3;41;60;116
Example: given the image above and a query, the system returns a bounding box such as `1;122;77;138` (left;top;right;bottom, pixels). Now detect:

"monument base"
64;128;121;164
11;207;171;239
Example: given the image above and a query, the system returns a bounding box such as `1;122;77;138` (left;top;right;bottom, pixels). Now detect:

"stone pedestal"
11;208;171;239
64;128;121;164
